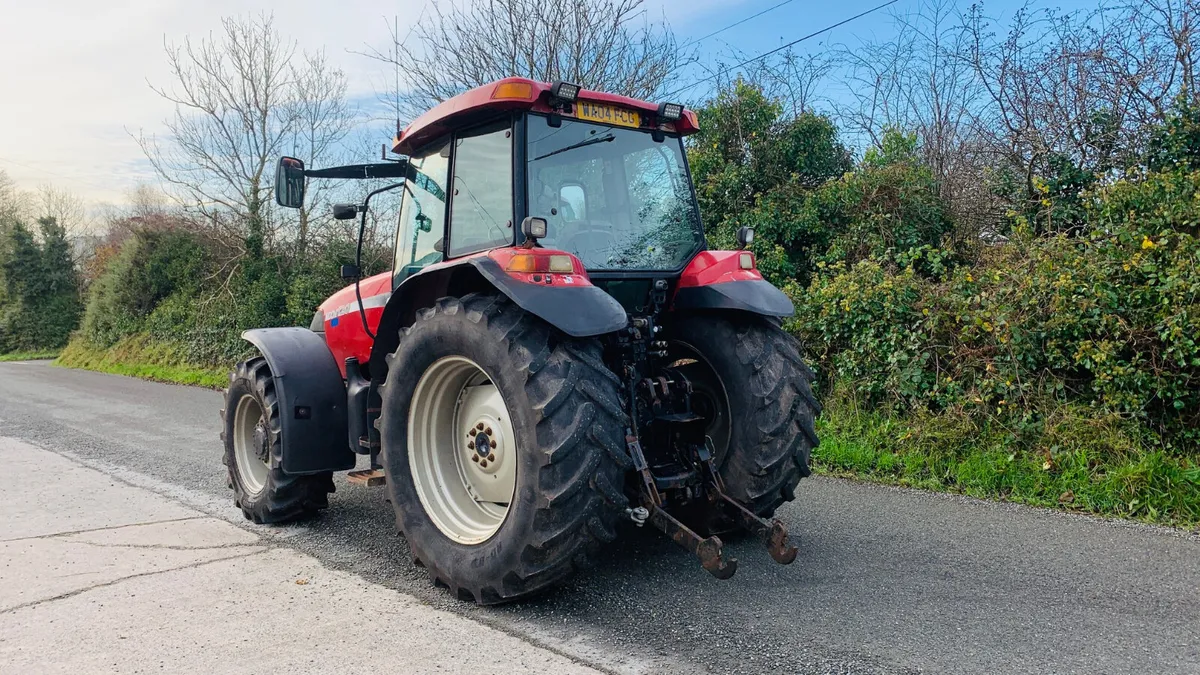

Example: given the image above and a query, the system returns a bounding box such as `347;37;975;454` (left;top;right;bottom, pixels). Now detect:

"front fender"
242;327;354;474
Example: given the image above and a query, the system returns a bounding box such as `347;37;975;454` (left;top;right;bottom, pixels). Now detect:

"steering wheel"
561;222;616;257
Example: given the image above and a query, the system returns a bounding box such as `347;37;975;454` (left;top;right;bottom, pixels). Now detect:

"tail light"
505;253;575;273
488;248;588;286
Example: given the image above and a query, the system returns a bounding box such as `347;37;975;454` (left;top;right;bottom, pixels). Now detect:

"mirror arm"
352;181;405;340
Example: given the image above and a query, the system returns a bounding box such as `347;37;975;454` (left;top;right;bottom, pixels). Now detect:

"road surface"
0;360;1196;674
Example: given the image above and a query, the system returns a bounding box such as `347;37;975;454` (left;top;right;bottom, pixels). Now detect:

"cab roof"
391;77;700;156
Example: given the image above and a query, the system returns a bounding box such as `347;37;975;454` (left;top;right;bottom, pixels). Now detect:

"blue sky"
0;0;1100;209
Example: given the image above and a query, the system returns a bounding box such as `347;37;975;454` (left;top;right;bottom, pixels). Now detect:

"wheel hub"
233;393;271;496
253;419;271;464
466;419;502;472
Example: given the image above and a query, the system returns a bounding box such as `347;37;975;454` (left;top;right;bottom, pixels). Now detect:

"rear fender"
242;327;355;474
369;252;628;378
672;251;794;317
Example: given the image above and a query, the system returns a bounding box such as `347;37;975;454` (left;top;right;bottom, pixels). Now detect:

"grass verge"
814;392;1200;528
56;334;229;389
0;350;60;362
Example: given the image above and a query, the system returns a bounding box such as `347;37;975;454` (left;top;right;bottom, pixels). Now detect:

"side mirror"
332;203;359;220
736;226;755;250
275;157;306;208
340;264;360;279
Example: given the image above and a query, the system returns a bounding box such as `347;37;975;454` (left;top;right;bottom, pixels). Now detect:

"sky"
0;0;1091;210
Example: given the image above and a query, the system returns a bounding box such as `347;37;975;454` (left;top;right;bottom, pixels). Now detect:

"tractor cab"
231;78;817;603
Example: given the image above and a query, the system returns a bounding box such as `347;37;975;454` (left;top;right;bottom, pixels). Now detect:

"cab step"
347;468;386;487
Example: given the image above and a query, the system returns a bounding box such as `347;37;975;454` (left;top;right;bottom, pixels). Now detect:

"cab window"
395;138;450;281
449;120;514;257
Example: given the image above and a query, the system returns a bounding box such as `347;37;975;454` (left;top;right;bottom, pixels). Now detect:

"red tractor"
222;78;819;603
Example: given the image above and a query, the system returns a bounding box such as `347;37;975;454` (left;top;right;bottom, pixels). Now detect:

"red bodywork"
676;251;761;288
320;272;391;376
319;81;757;378
393;77;700;155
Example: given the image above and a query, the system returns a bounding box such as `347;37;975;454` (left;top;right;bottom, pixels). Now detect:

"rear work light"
658;102;683;122
550;81;581;102
738;252;755;270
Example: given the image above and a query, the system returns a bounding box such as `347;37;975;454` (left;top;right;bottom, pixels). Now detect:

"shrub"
82;229;210;347
0;218;81;351
793;167;1200;448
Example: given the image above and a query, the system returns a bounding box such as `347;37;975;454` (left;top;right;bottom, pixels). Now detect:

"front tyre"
379;294;629;604
222;357;334;524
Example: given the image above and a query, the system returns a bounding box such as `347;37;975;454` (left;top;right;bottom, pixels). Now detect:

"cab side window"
449;120;513;256
395;138;450;280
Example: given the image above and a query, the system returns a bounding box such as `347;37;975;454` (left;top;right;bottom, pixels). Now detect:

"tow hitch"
634;434;799;578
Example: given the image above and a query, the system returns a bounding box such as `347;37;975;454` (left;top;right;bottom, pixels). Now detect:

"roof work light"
657;102;683;122
550;81;581;102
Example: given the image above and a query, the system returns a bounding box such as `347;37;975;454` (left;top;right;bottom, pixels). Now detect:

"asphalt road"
0;360;1196;674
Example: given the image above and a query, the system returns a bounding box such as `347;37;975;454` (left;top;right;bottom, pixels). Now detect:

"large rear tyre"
379;293;629;604
670;315;820;517
221;357;334;524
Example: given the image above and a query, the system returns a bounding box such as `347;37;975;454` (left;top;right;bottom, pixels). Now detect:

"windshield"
526;114;703;271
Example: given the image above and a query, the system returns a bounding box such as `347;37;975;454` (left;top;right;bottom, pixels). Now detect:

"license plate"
576;101;641;128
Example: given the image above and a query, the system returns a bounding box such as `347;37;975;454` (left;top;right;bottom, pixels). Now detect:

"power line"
679;0;803;50
664;0;900;100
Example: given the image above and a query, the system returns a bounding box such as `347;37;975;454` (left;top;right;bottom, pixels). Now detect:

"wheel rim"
670;343;732;467
408;356;517;545
233;394;271;496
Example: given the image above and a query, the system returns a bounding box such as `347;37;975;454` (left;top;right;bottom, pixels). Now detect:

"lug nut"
467;441;475;450
490;440;497;449
476;422;484;431
485;426;493;435
471;455;479;463
469;428;477;437
487;453;496;462
480;459;488;468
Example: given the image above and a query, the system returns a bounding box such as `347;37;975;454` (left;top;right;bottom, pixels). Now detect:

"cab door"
446;119;516;257
394;137;451;284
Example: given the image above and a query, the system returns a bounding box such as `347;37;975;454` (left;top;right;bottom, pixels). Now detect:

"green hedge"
791;170;1200;448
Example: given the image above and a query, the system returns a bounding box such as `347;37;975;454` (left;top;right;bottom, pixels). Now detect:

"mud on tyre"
222;357;335;524
378;293;629;604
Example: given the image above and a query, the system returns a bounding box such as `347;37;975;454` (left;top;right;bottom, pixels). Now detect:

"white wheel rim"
233;394;270;495
408;356;517;544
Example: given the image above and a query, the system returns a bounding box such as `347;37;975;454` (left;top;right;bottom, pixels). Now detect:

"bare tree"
725;48;835;118
35;184;89;236
285;49;357;254
136;13;355;261
361;0;691;119
833;1;996;234
0;170;28;226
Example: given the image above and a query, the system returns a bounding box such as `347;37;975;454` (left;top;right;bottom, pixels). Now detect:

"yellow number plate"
576;101;641;128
